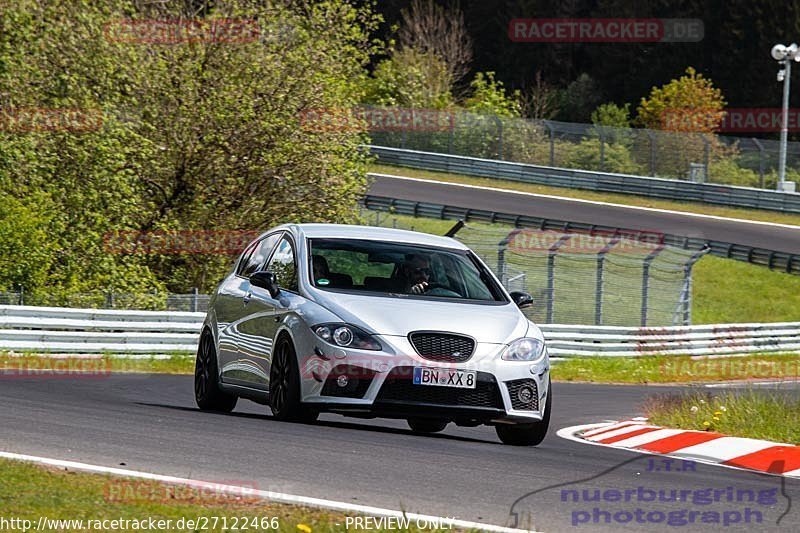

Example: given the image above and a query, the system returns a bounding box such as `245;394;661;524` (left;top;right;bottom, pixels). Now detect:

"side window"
266;237;297;291
238;233;281;278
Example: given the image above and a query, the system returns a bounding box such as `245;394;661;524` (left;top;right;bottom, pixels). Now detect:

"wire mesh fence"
368;110;800;189
360;210;707;326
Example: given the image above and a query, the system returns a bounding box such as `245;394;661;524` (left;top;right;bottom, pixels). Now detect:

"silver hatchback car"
195;223;551;445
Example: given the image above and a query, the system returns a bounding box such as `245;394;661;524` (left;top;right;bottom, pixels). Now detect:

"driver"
398;254;432;294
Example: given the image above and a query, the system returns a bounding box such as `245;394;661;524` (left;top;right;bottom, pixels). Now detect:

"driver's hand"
410;282;428;294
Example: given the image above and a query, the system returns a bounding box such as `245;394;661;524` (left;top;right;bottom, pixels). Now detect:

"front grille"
321;365;375;399
408;332;475;363
506;379;539;411
376;367;503;409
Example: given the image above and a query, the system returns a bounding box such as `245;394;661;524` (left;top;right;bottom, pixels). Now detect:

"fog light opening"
517;386;534;404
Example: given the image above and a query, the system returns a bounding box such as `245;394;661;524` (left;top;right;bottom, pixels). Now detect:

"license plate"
413;367;476;389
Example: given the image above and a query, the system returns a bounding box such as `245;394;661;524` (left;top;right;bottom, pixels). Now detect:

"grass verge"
369;163;800;226
0;352;195;375
643;391;800;445
0;458;460;532
552;353;800;384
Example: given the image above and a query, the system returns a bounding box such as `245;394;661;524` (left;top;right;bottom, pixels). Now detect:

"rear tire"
407;418;448;433
495;378;551;446
195;331;238;412
269;336;318;423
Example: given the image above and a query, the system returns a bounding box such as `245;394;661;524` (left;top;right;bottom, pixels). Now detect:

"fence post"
546;235;572;323
680;247;710;325
497;228;523;287
192;287;199;313
544;120;555;166
595;237;620;325
647;131;657;176
495;115;504;160
18;285;24;305
448;115;455;154
599;129;606;172
703;136;711;181
640;244;665;326
752;138;766;188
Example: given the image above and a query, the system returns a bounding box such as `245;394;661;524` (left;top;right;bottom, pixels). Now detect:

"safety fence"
1;306;798;357
360;195;800;275
368;112;800;190
454;224;706;327
369;146;800;214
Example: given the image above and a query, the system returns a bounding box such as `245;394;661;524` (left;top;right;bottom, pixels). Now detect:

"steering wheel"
424;283;462;298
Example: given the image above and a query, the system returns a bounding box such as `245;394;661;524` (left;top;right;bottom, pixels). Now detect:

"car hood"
311;291;529;343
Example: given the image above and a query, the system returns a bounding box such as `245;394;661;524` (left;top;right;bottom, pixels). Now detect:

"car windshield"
308;238;505;302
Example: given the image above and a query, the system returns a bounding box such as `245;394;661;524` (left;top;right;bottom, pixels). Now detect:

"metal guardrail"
360;194;800;275
1;306;798;357
542;322;800;357
0;306;202;354
369;146;800;215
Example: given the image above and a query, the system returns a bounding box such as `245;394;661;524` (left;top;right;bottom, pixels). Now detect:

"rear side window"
237;233;281;278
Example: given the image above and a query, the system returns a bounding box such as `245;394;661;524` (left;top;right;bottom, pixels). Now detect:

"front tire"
495;378;551;446
195;331;238;412
407;418;448;433
269;336;318;423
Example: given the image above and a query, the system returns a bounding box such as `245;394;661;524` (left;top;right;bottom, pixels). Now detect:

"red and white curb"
558;418;800;479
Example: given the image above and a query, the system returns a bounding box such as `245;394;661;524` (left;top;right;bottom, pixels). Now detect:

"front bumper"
297;333;550;424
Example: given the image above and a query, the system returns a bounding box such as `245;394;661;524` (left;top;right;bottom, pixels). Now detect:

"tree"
463;72;521;117
636;67;726;132
0;0;380;295
397;0;473;86
591;103;631;128
364;47;454;109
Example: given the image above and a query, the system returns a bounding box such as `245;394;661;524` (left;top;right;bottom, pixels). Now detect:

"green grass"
370;163;800;226
0;458;462;532
644;391;800;445
0;353;195;375
553;353;800;384
693;255;800;323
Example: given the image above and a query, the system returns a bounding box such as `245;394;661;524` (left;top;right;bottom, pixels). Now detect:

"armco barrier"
369;146;800;215
0;306;798;357
360;194;800;274
0;306;203;354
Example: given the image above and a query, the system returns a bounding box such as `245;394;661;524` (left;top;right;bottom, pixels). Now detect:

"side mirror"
250;271;280;299
510;291;534;309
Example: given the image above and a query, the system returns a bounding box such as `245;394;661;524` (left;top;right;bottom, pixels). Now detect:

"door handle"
243;292;252;305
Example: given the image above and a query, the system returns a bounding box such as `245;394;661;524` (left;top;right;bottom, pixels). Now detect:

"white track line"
371;173;800;231
0;450;533;533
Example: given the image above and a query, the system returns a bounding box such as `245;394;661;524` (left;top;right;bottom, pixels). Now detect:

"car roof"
283;223;468;250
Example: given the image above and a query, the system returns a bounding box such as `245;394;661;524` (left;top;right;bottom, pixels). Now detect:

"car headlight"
502;337;546;362
313;324;382;351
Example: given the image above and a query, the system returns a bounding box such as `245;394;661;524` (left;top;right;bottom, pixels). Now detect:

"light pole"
771;43;800;192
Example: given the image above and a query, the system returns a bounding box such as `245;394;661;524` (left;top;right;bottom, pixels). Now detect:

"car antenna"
444;220;464;238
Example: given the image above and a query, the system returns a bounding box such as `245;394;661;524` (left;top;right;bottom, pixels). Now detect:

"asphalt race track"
367;174;800;255
2;373;797;532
